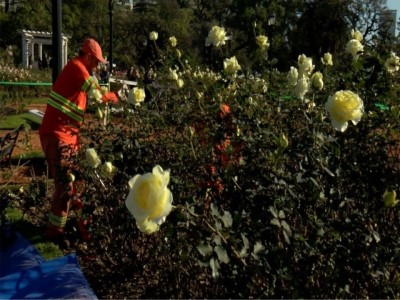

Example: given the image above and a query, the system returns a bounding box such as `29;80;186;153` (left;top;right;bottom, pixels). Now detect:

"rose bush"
2;25;399;299
72;28;399;298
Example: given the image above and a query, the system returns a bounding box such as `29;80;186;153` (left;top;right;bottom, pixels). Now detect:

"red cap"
81;39;107;63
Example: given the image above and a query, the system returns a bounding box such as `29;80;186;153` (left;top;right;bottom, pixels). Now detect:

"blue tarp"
0;232;97;299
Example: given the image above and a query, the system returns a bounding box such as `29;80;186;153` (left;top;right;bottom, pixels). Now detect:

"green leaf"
271;218;281;227
239;233;250;258
269;206;278;218
221;210;233;228
209;257;220;279
281;220;292;235
283;230;291;244
197;244;213;257
214;245;230;264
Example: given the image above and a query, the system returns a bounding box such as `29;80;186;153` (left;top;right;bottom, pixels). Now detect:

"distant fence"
0;82;52;86
0;82;109;87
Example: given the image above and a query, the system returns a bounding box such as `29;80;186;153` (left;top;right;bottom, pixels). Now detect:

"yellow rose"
351;29;363;42
321;52;333;66
256;35;269;50
85;148;101;168
288;66;298;86
101;161;117;179
168;68;179;81
293;76;309;100
176;49;182;58
298;54;314;77
383;190;399;207
384;52;400;74
136;218;160;234
169;36;177;47
223;56;241;75
125;165;173;234
176;78;184;89
325;90;364;132
346;39;363;60
128;87;146;106
149;31;158;41
205;26;226;47
311;71;324;91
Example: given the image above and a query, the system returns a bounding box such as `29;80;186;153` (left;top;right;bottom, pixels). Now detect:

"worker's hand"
102;91;118;104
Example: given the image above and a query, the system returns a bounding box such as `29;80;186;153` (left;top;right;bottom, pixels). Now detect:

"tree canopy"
0;0;398;70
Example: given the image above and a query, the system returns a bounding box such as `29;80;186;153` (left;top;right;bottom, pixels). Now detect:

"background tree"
288;0;350;65
0;0;397;72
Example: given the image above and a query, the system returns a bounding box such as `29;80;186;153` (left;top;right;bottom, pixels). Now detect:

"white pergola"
19;30;69;69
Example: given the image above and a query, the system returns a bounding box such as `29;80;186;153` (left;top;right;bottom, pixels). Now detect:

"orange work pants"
40;134;78;237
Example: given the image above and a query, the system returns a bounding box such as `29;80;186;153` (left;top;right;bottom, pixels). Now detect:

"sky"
386;0;400;35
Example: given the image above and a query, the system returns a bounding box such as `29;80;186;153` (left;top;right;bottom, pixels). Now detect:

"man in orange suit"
39;38;117;242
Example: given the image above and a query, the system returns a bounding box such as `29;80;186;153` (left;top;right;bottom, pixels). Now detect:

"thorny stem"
232;176;242;190
189;139;197;159
184;205;247;266
204;219;248;267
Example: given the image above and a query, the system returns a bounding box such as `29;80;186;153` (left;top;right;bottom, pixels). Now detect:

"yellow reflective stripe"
82;76;98;92
48;91;84;123
50;91;84;115
49;212;67;228
48;98;83;122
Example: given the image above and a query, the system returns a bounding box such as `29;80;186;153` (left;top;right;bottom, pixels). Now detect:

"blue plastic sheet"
0;232;97;299
0;233;45;278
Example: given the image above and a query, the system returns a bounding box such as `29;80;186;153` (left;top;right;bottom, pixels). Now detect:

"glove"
102;91;118;104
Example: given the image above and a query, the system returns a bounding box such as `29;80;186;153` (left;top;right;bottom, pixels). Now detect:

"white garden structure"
19;30;69;69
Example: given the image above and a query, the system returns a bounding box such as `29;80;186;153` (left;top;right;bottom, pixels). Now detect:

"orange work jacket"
39;57;98;146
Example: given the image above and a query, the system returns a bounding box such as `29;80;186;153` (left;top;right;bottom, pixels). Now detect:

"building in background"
380;9;397;38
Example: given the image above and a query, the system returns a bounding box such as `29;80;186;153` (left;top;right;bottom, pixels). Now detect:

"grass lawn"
0;113;42;130
3;206;63;259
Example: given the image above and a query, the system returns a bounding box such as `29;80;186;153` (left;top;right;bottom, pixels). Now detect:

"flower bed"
1;27;400;298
